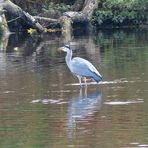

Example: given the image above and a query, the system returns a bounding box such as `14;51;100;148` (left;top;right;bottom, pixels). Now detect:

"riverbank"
0;0;147;34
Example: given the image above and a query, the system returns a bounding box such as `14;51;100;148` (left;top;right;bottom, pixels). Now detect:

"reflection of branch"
0;35;9;51
35;40;53;53
36;42;44;53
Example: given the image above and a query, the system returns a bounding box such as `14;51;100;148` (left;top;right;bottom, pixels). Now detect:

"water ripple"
104;99;144;105
65;80;129;86
138;144;148;147
31;98;67;105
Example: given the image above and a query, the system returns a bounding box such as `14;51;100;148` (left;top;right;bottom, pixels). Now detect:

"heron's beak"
57;47;64;52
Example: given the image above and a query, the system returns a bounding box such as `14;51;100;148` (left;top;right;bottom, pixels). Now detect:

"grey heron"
58;44;102;86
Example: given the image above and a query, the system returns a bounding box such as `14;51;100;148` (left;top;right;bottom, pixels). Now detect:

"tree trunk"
72;0;85;11
0;7;9;35
82;0;99;21
60;0;98;41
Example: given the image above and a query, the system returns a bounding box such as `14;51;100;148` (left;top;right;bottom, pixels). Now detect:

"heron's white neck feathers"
65;49;72;68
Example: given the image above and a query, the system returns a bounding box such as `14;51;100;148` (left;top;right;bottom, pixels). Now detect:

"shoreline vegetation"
0;0;148;36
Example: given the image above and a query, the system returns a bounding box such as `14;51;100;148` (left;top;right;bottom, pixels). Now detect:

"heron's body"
59;45;102;86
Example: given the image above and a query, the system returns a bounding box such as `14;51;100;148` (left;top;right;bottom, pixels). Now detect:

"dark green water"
0;29;148;148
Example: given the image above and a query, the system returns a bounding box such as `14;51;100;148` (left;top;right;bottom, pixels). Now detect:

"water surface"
0;29;148;147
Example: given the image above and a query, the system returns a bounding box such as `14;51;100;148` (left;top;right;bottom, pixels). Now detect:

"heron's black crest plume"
64;45;70;50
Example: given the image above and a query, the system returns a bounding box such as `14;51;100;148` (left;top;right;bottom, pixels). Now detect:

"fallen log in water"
0;0;99;37
0;0;44;33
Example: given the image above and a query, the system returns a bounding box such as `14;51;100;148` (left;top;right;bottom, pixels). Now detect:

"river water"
0;29;148;148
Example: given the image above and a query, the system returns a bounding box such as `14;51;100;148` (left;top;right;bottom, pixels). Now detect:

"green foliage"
93;0;148;26
42;2;71;15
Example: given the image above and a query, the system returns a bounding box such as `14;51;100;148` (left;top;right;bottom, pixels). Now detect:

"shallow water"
0;29;148;147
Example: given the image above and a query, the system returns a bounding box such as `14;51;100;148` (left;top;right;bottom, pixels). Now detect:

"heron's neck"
65;50;72;68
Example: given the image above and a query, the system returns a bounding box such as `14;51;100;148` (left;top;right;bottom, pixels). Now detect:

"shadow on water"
67;88;102;138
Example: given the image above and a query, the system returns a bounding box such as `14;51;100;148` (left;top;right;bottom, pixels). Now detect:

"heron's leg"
79;87;82;97
77;76;82;87
84;85;87;97
84;77;87;87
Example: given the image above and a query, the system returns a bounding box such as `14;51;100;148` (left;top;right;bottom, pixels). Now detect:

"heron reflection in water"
67;88;102;138
58;45;102;86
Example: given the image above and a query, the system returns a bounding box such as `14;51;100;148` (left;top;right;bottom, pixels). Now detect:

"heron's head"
58;44;71;52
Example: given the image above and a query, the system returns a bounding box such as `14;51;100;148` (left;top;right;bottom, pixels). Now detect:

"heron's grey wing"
70;57;101;77
79;58;102;78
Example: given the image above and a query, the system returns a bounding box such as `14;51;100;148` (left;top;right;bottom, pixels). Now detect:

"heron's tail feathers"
92;72;103;83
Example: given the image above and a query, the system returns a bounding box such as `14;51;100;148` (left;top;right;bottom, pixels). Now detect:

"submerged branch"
7;16;20;23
